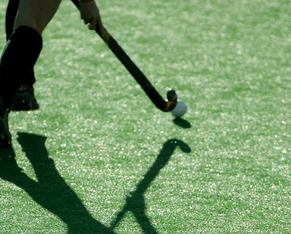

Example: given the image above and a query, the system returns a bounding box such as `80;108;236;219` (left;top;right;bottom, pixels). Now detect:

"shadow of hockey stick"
109;139;191;233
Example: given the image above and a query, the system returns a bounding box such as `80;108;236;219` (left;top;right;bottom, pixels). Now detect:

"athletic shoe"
11;84;39;111
0;97;12;148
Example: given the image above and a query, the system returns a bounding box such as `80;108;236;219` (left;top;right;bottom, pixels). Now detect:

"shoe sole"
11;101;39;111
11;103;39;111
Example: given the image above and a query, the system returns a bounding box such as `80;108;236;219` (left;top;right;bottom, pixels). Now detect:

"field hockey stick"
72;0;178;112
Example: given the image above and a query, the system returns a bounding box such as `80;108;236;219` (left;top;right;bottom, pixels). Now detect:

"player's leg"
0;0;62;106
0;26;42;110
6;0;39;110
0;0;62;147
14;0;62;35
0;25;42;148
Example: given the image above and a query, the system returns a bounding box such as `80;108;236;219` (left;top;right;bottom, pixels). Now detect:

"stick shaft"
100;31;169;111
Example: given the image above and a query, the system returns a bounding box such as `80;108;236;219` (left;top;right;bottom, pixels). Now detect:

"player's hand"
79;0;104;35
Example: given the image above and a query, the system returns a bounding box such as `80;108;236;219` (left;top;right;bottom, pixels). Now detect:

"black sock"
5;1;36;90
0;26;42;108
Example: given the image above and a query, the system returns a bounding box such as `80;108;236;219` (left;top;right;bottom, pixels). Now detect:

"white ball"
171;100;187;117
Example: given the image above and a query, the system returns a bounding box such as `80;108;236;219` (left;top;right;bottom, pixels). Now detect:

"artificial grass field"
1;0;291;233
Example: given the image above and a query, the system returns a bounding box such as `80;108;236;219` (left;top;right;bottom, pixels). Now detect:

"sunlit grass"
1;0;291;233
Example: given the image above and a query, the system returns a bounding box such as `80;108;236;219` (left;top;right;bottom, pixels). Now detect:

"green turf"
1;0;291;233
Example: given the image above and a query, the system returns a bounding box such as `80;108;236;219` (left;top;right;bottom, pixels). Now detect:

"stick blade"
167;89;177;102
165;89;178;111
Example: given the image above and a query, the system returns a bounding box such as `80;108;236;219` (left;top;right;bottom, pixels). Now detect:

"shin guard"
0;26;42;108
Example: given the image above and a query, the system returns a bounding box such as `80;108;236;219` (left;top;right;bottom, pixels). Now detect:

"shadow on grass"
109;139;191;233
0;132;114;234
0;134;191;233
173;118;192;128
